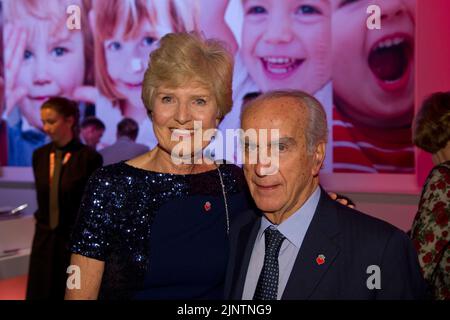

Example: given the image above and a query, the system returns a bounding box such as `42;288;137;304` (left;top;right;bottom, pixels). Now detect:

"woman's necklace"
216;165;230;236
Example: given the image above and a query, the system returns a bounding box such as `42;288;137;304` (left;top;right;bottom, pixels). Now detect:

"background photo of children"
2;0;417;175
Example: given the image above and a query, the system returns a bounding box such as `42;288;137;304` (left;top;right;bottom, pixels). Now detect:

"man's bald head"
241;90;328;154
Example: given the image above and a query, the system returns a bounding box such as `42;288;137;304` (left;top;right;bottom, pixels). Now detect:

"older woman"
410;92;450;300
66;32;252;300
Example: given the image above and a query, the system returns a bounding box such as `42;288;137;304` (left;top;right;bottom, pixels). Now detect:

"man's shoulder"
328;197;406;245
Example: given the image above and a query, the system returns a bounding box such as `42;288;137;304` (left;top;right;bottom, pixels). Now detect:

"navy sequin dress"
71;162;252;299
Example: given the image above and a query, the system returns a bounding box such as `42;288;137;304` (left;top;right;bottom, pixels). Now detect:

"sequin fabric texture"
71;162;249;299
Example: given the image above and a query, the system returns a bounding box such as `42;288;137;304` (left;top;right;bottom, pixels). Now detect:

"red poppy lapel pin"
204;201;212;212
316;254;326;266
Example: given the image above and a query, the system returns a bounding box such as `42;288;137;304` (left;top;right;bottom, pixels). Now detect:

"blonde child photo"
88;0;198;149
3;0;93;166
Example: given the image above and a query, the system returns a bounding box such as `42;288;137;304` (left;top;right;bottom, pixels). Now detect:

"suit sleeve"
377;229;428;299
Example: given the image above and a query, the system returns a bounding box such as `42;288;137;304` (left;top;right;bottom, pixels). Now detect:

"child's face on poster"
17;21;85;129
104;18;158;109
241;0;332;94
331;0;415;127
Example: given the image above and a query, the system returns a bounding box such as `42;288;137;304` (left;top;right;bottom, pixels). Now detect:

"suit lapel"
230;215;260;300
282;188;341;300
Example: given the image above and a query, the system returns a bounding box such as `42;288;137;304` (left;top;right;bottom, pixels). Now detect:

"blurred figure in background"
28;97;102;299
99;118;149;166
411;92;450;300
79;116;105;150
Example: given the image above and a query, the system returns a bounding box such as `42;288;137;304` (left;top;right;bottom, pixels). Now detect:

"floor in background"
0;275;27;300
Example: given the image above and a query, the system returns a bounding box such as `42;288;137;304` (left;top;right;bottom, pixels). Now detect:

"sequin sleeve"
71;167;115;261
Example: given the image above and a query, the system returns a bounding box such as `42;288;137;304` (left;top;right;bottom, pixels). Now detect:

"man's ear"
312;142;326;176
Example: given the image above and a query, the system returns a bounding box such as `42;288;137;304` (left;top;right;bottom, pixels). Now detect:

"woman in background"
28;97;102;299
411;91;450;300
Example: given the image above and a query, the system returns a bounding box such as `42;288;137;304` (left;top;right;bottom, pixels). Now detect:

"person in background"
28;97;102;299
79;116;105;150
99;118;149;166
411;92;450;300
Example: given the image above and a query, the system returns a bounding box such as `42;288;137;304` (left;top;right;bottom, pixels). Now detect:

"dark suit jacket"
226;188;427;300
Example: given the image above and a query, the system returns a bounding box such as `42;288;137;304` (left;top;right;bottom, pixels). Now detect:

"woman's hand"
197;0;238;55
3;23;27;118
328;192;356;209
72;86;100;105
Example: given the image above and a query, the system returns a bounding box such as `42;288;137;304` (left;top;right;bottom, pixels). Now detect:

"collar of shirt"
257;187;321;249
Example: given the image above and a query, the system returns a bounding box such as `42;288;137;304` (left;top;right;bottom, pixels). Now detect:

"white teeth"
267;67;289;74
263;57;294;64
376;37;405;50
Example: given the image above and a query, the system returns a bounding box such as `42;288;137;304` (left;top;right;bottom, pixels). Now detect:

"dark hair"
117;118;139;140
413;92;450;153
41;97;80;134
81;116;106;131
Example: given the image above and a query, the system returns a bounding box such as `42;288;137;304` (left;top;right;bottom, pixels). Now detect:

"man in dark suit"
226;90;426;300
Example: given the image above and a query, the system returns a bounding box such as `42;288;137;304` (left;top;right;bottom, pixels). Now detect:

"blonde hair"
4;0;94;86
92;0;198;106
142;32;234;120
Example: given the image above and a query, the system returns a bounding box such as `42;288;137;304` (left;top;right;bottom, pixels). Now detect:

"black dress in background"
27;139;103;299
71;162;253;299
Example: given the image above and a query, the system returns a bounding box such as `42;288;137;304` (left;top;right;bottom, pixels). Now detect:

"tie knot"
264;226;285;252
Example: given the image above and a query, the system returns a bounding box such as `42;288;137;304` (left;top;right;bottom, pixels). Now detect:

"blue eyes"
108;42;122;51
161;97;208;106
246;4;322;16
246;6;266;15
297;5;321;15
24;50;33;60
24;47;68;60
142;36;156;47
107;36;156;51
195;99;207;106
52;47;68;57
162;96;173;103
